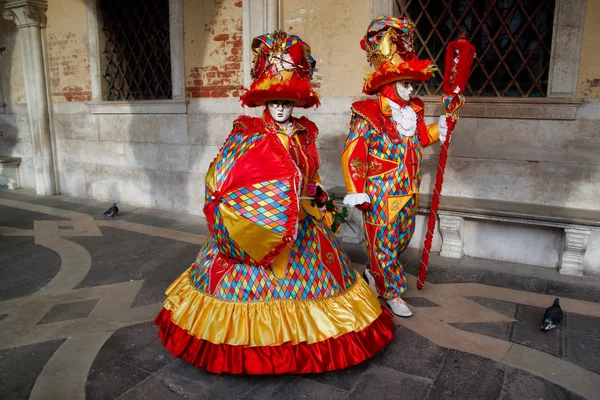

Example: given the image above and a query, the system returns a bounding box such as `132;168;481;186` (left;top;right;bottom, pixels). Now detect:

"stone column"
371;0;399;18
3;0;57;195
242;0;279;89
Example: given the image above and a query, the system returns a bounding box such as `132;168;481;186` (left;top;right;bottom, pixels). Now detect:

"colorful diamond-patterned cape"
203;126;301;267
154;115;395;374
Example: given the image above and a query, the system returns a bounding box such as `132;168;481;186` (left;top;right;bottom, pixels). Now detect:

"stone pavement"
1;188;600;400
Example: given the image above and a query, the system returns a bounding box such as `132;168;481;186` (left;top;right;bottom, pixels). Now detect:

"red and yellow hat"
240;30;320;108
361;16;435;95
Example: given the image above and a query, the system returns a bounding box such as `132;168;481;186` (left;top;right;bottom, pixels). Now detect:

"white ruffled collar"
387;98;417;137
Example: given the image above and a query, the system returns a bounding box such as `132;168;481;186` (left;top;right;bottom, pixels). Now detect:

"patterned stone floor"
1;188;599;399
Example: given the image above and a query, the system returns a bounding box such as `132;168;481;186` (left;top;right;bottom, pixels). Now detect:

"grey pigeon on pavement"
103;203;119;217
541;298;563;331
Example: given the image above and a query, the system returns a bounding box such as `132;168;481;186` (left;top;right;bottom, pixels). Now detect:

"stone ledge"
421;97;583;120
88;99;188;115
418;194;600;229
328;186;600;229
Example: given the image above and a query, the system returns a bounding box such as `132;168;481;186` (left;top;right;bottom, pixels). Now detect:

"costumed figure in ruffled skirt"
154;30;395;375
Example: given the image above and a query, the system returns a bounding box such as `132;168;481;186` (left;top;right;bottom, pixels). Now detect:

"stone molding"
88;99;188;115
421;96;583;120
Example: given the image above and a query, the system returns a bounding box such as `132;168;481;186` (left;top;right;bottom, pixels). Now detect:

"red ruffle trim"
154;307;395;374
363;59;435;95
240;75;320;109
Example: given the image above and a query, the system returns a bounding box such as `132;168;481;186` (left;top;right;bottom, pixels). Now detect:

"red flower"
306;183;317;196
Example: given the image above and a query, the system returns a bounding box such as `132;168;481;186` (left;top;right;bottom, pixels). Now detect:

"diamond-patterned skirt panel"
190;237;219;292
214;132;264;187
365;198;417;299
188;215;354;302
282;216;343;300
216;263;279;301
313;217;357;289
223;179;293;234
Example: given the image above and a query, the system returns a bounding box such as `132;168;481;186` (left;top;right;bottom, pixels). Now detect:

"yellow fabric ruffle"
163;269;384;347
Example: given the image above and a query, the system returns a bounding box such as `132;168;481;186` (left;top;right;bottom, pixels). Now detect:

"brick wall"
185;0;243;98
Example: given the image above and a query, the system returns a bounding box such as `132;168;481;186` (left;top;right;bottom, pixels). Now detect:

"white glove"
343;193;370;206
438;115;449;144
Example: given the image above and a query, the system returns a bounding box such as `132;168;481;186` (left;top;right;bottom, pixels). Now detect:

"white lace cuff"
438;115;448;143
343;193;370;206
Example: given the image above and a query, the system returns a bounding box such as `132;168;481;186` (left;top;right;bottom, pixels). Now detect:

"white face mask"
267;101;294;123
395;80;414;102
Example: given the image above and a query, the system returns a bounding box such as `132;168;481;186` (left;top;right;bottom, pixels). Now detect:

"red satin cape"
154;308;395;374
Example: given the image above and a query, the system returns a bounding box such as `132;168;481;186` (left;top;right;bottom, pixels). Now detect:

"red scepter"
417;33;476;290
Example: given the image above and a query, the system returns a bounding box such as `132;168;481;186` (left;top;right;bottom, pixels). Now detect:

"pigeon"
541;298;563;331
103;203;119;218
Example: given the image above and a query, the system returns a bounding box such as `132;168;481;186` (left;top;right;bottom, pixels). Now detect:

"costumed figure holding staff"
154;30;395;375
341;16;449;317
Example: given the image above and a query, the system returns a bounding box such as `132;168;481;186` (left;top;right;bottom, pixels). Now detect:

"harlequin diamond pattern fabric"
215;132;264;186
365;134;422;225
364;197;416;299
253;33;302;53
201;216;344;301
224;179;292;234
190;237;218;292
217;263;278;301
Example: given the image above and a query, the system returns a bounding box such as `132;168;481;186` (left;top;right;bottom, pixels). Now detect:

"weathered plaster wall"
50;96;600;273
184;0;243;98
46;0;92;102
577;0;600;97
53;99;244;214
282;0;371;97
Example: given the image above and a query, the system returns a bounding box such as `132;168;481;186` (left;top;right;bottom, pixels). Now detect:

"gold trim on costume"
350;157;367;180
387;194;414;221
426;122;440;144
162;269;384;347
351;110;382;136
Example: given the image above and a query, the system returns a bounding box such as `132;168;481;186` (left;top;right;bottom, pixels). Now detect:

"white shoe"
363;269;379;296
387;297;413;317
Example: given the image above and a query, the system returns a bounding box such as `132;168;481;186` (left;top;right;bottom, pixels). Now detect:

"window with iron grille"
98;0;172;101
396;0;555;97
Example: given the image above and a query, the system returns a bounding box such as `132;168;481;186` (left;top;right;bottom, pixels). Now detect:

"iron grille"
396;0;555;97
99;0;172;100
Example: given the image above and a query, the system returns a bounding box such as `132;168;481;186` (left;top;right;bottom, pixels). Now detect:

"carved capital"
3;1;48;28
